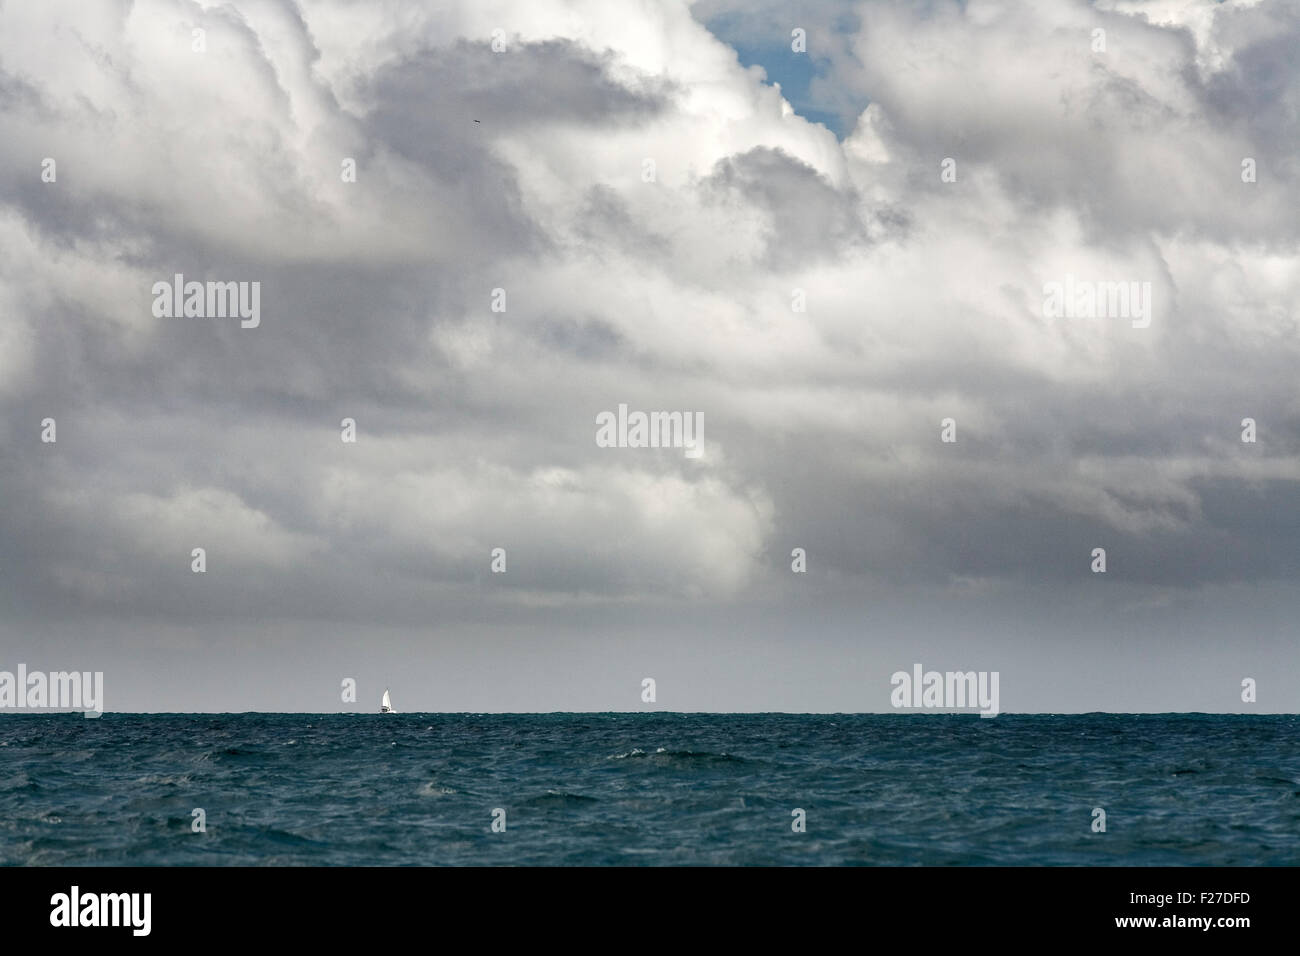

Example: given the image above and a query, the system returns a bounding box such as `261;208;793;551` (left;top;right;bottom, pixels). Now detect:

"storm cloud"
0;0;1296;712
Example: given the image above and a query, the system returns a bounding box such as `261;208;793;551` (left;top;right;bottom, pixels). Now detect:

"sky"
0;0;1297;713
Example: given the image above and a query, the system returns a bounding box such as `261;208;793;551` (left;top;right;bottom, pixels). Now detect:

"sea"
1;713;1297;866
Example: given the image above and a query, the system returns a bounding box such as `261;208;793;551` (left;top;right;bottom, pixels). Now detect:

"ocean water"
1;713;1297;866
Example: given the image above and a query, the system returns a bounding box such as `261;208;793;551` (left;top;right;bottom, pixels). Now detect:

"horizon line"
1;710;1294;717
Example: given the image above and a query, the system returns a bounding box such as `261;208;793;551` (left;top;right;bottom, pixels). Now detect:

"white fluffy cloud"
1;0;1296;627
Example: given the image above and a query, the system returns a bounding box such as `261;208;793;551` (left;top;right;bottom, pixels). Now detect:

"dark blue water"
2;713;1296;865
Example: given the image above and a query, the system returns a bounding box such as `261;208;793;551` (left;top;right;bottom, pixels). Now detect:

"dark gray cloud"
699;146;877;266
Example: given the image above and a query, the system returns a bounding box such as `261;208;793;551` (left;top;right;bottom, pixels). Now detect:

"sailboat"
380;688;396;714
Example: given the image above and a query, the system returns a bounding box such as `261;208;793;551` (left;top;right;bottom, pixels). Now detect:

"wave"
418;782;458;796
523;790;598;808
611;746;747;765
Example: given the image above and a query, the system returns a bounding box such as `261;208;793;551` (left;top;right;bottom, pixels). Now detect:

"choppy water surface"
1;713;1296;865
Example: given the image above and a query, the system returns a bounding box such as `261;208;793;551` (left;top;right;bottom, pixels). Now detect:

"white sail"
380;688;395;713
